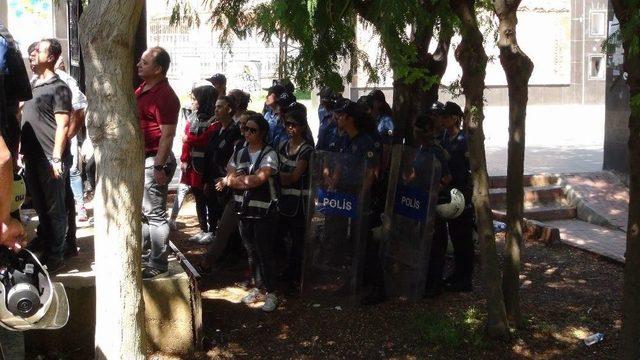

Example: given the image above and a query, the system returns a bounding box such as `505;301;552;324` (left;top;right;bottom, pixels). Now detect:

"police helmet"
436;188;465;219
0;249;69;331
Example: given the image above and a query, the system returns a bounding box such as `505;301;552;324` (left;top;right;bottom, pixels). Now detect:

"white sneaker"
188;232;205;242
197;232;213;244
168;219;178;231
261;293;278;312
241;288;263;304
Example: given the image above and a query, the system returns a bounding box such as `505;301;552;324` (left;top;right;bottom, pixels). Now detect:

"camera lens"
7;284;41;317
17;298;34;314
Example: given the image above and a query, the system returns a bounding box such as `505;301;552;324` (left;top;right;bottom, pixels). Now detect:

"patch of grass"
409;306;488;349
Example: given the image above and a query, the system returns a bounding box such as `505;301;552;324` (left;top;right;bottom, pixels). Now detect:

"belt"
145;151;157;158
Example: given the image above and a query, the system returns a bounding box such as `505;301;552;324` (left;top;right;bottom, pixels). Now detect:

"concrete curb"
558;172;625;231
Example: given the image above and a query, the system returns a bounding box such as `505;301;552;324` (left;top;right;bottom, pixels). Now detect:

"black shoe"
45;258;66;274
444;280;472;293
361;287;386;306
64;245;79;259
142;267;168;279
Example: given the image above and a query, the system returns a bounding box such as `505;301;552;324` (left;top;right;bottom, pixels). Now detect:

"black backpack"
0;24;32;104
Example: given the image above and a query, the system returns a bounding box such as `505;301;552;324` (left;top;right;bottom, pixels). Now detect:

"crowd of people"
0;36;475;316
136;48;475;310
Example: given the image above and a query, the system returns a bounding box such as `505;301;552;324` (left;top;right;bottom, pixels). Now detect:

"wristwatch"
153;164;166;171
50;157;61;163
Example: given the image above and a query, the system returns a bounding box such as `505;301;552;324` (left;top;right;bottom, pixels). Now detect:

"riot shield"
381;145;441;301
301;150;369;297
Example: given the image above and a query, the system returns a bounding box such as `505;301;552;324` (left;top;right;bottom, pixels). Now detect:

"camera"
0;248;69;331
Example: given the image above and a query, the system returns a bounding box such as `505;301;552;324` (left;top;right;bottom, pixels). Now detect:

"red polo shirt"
135;78;180;153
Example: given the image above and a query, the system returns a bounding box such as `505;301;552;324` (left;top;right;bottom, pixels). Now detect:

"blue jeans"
69;136;84;206
141;153;176;271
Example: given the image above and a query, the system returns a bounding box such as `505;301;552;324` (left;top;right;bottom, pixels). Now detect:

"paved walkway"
546;219;626;263
544;171;629;263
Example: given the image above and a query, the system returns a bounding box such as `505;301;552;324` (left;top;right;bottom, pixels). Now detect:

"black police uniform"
419;142;452;296
442;129;474;288
337;132;386;299
275;139;314;284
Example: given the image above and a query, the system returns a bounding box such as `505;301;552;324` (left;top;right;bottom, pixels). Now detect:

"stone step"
489;185;566;208
492;210;561;244
493;204;576;222
522;205;576;221
489;174;560;189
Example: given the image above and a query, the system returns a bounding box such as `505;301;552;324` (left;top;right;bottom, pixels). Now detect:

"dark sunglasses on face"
242;126;259;134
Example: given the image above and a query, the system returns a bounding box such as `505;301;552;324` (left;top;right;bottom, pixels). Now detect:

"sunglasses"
285;121;299;128
242;126;259;134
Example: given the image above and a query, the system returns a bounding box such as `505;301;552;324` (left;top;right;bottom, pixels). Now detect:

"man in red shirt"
135;46;179;279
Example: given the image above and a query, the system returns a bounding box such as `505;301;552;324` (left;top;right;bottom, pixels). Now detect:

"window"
589;55;605;80
590;11;606;37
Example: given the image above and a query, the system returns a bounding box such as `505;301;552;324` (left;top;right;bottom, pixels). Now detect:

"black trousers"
239;214;277;292
275;211;306;282
447;206;475;282
65;175;77;252
192;187;221;233
426;216;448;291
24;157;68;263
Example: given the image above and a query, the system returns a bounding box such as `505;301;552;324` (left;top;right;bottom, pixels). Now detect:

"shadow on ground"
166;209;622;360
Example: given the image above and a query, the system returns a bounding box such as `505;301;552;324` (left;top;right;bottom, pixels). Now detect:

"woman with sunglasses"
197;110;257;274
180;83;220;244
216;113;280;312
275;103;314;293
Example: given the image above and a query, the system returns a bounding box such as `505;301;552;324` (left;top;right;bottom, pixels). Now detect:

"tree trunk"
79;1;146;359
390;29;451;144
610;2;640;358
493;0;533;327
452;0;509;339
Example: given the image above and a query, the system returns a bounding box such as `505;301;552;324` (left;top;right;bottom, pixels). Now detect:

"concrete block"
24;248;200;357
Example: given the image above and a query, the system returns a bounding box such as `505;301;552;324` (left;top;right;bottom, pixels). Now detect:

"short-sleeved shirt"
376;114;394;144
229;146;279;173
338;132;377;167
264;107;286;147
135;78;180;153
21;74;72;160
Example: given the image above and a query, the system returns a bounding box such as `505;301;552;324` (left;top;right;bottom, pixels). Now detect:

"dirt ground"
168;197;623;360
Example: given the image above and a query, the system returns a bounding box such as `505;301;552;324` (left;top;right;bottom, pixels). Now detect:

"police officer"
332;99;387;304
216;113;280;312
441;101;474;292
275;103;314;293
413;105;452;298
263;81;287;146
316;87;337;151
